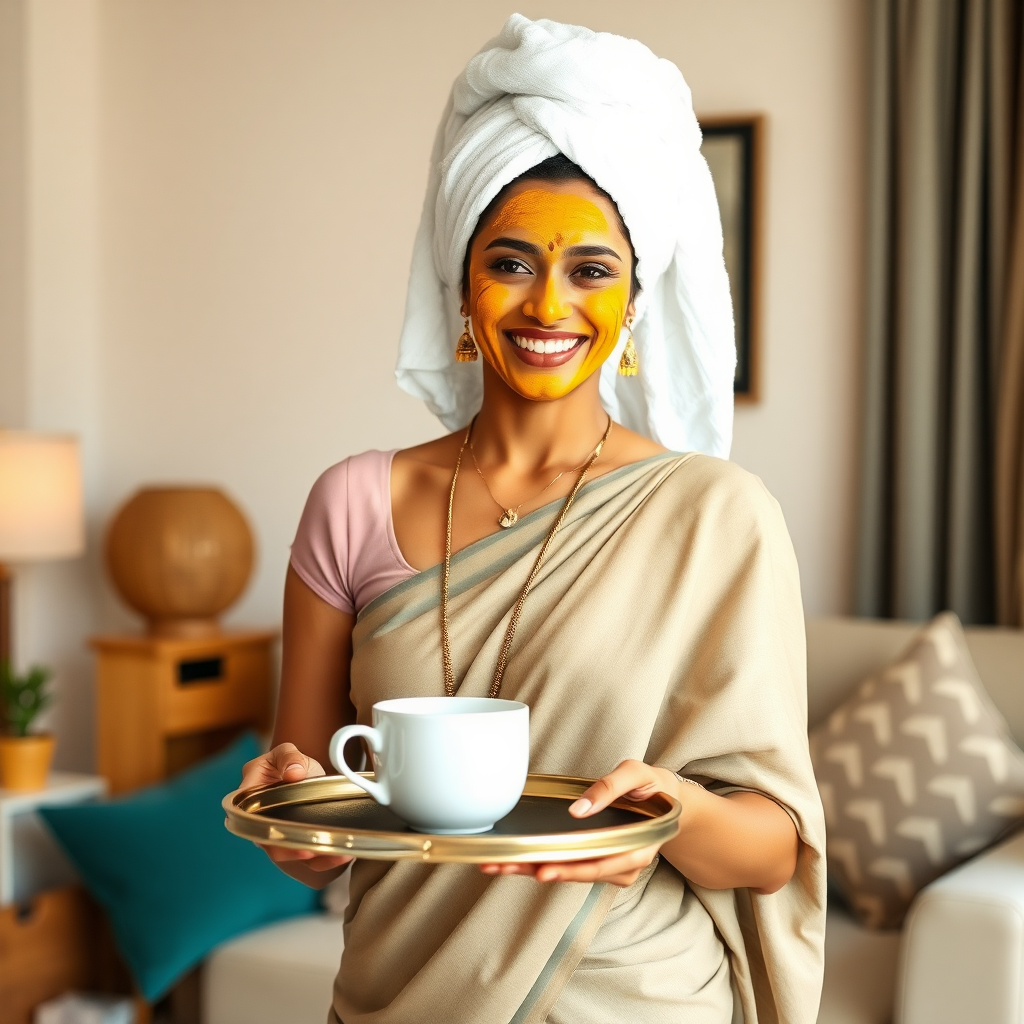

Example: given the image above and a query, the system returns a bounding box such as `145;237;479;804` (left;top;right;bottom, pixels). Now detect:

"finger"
306;854;354;872
268;743;326;782
568;760;658;817
534;844;659;883
602;870;644;887
546;866;645;887
539;863;640;884
260;845;352;868
239;744;320;790
260;844;318;863
240;758;287;791
479;862;537;877
536;860;602;883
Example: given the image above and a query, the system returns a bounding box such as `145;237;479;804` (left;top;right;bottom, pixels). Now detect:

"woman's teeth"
509;335;582;354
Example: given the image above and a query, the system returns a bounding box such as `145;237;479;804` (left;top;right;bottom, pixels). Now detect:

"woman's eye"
572;263;614;281
490;257;532;275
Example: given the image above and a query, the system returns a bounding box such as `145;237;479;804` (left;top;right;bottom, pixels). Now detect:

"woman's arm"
481;760;799;892
238;565;356;888
273;565;356;767
660;786;799;893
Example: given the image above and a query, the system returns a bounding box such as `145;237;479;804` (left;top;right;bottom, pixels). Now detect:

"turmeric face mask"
465;183;633;402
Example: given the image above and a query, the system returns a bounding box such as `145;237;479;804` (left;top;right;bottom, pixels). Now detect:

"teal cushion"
40;732;319;1001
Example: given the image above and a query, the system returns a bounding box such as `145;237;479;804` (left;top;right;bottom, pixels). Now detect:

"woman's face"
465;180;635;402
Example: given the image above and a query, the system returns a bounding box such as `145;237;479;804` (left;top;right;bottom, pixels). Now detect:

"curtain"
856;0;1024;625
997;22;1024;627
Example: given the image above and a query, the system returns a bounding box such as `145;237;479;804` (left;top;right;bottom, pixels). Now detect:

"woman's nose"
522;271;571;324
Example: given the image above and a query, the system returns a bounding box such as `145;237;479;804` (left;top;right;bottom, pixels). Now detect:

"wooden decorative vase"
105;487;254;638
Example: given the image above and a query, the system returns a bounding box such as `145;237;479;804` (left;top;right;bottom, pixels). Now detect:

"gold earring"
618;319;638;376
455;311;478;362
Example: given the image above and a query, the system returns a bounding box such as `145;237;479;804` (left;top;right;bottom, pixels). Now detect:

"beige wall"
0;0;26;431
2;0;866;770
1;0;101;769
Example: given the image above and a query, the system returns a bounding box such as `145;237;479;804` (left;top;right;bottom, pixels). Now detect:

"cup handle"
329;724;390;805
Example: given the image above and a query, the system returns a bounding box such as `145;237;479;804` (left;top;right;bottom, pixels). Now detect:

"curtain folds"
997;21;1024;627
856;0;1024;625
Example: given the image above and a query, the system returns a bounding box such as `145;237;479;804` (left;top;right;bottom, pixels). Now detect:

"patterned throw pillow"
810;612;1024;929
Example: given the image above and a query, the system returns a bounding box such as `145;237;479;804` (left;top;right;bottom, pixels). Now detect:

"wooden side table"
90;630;277;795
0;775;109;1024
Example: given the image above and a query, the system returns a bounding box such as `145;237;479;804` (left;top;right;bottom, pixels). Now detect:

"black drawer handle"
177;657;224;685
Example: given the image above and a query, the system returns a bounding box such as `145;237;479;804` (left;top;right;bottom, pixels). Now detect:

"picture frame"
698;115;764;402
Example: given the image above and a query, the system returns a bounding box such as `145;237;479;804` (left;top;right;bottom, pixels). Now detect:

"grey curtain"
856;0;1024;624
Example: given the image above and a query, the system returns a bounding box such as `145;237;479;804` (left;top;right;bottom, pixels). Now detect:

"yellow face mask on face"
466;185;633;402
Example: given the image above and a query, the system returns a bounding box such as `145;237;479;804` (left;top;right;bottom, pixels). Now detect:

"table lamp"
0;432;85;667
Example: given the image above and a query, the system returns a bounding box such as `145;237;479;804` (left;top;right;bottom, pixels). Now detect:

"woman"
241;16;825;1024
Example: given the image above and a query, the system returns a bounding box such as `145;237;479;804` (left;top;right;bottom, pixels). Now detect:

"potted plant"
0;661;55;790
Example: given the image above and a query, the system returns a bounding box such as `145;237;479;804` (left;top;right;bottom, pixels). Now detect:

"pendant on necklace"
498;509;518;529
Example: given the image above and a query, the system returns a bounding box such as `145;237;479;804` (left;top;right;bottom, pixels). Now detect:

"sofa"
203;617;1024;1024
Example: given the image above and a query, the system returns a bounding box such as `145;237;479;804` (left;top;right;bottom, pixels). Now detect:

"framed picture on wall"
698;115;764;402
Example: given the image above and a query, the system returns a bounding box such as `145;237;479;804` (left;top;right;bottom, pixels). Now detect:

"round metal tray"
224;772;681;863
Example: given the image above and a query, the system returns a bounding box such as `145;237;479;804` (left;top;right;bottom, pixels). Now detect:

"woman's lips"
504;330;589;368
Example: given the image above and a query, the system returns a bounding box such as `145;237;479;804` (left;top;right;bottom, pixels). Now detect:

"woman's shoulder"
392;432;463;470
390;432;465;507
663;452;784;523
596;420;668;472
641;455;798;584
293;449;406;616
307;449;395;499
313;448;396;478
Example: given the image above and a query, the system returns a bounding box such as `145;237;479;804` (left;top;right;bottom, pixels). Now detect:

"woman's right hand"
241;742;354;880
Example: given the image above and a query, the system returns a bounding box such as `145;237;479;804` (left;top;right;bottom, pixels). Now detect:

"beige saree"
332;453;826;1024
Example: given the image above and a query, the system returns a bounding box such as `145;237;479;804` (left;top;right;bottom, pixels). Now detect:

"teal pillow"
40;732;319;1001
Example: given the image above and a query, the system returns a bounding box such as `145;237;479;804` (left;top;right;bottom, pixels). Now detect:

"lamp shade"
0;432;84;562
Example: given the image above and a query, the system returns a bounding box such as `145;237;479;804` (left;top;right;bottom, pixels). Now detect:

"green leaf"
1;660;54;737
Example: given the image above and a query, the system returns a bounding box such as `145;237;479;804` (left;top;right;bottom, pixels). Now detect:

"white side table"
0;772;107;905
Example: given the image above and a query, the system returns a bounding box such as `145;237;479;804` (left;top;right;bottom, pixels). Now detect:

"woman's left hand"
479;760;681;887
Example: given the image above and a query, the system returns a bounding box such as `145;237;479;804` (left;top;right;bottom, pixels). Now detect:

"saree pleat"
332;453;825;1024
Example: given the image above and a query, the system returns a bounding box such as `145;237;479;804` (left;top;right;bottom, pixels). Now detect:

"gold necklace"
468;421;608;528
441;415;613;698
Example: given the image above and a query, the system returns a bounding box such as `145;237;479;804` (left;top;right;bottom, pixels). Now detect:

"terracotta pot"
0;733;55;791
105;487;254;637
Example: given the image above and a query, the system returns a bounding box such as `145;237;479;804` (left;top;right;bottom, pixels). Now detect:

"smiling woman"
466;175;635;402
237;14;826;1024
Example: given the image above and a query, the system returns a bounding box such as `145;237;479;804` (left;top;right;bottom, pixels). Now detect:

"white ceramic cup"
328;696;530;834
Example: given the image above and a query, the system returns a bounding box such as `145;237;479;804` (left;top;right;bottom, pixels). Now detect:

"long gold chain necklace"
441;415;613;698
468;426;606;529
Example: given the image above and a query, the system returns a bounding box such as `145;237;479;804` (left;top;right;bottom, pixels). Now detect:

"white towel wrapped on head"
396;14;736;458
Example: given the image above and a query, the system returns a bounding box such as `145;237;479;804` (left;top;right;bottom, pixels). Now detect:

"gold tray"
224;773;681;864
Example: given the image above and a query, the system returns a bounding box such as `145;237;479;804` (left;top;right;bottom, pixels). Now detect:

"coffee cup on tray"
328;696;529;834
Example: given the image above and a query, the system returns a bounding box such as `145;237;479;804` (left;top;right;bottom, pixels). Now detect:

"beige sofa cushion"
806;619;1024;741
818;905;900;1024
203;913;344;1024
810;613;1024;929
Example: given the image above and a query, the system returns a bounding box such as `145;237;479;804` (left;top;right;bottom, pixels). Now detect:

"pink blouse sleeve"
289;459;356;615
